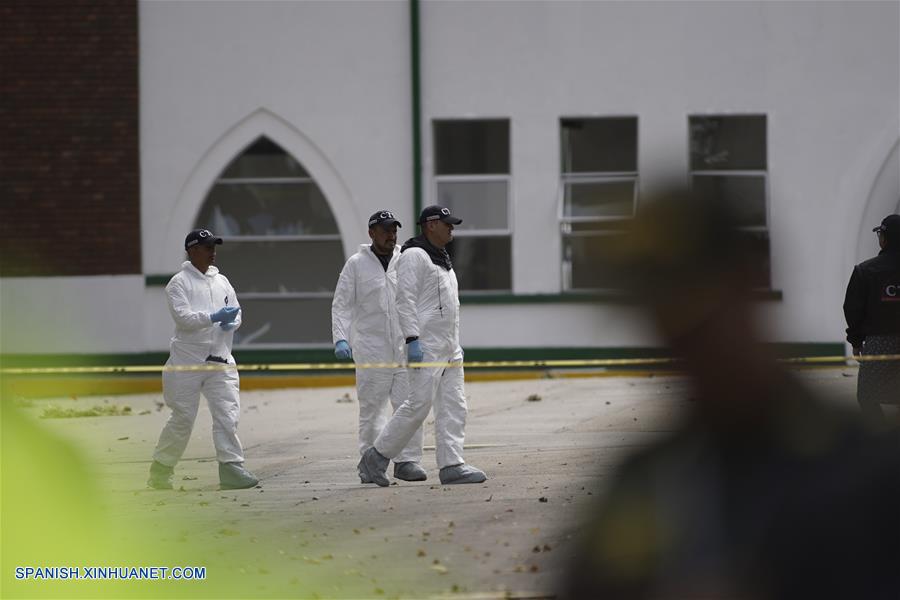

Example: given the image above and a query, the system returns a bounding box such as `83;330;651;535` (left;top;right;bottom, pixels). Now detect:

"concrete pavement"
15;368;859;599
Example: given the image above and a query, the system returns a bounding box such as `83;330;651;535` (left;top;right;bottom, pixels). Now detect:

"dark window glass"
692;175;767;228
215;240;344;294
198;183;338;236
563;234;626;290
561;117;638;173
447;236;511;291
196;138;344;345
234;298;333;344
563;180;635;218
436;180;508;230
689;115;766;171
738;230;771;289
434;120;510;175
220;138;309;178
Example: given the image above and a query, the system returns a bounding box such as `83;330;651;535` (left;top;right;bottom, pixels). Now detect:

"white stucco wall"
139;0;413;275
0;276;146;354
421;0;899;344
129;0;899;354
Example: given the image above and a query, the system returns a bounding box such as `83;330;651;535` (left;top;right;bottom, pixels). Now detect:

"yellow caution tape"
0;354;897;376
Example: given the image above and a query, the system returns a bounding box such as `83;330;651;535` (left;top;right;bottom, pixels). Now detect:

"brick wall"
0;0;140;276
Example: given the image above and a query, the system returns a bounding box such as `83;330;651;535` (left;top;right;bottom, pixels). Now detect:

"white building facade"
3;0;898;361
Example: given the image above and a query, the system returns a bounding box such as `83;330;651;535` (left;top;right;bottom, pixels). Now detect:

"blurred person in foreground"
843;213;900;430
562;190;900;599
147;229;258;491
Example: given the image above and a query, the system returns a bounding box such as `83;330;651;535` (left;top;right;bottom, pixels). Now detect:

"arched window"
195;137;343;345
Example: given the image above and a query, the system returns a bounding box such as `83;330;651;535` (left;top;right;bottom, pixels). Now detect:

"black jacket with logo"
843;248;900;348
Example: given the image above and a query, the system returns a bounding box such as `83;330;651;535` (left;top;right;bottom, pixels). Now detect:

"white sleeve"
166;278;212;331
226;277;241;330
331;258;356;344
396;250;424;339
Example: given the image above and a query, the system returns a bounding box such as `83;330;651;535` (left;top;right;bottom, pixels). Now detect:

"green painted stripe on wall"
145;274;172;286
0;342;842;369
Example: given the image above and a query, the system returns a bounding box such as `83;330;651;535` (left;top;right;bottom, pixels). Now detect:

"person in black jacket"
843;213;900;428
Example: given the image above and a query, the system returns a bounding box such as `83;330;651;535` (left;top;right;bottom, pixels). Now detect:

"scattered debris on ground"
40;404;132;419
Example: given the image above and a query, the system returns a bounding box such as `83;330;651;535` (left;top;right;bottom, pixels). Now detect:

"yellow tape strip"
0;354;896;375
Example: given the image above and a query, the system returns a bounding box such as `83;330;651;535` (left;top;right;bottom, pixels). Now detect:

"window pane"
198;183;338;236
446;236;511;291
234;298;332;345
563;220;631;234
689;115;766;170
434;120;509;175
563;180;635;218
436;180;508;230
220;138;309;178
215;240;344;293
561;117;637;173
692;175;767;227
563;233;624;290
739;230;771;289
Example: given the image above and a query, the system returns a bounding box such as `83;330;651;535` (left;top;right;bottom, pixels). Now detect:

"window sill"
459;289;783;304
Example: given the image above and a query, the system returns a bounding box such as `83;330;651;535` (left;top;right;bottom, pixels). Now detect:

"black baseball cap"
184;229;223;250
368;210;402;228
873;214;900;237
418;205;462;225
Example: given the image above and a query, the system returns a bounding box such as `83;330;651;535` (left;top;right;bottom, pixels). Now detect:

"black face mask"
401;235;452;271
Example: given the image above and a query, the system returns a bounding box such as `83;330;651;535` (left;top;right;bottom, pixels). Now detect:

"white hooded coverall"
332;245;423;462
152;261;245;467
373;246;468;469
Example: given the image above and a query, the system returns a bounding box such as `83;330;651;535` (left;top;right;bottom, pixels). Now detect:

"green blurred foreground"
1;399;356;599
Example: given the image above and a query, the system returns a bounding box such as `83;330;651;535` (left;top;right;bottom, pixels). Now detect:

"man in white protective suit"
332;210;427;483
359;205;487;486
147;229;259;491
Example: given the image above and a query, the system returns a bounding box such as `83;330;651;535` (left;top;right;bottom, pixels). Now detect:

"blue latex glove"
334;340;352;360
210;306;239;324
407;339;423;364
220;321;238;331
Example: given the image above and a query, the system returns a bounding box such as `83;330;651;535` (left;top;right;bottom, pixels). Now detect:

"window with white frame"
433;119;511;291
560;117;638;291
195;136;343;345
689;114;771;288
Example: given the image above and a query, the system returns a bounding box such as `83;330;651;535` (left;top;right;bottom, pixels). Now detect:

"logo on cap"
185;229;223;250
419;205;462;225
424;208;450;221
368;210;402;228
369;211;395;226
